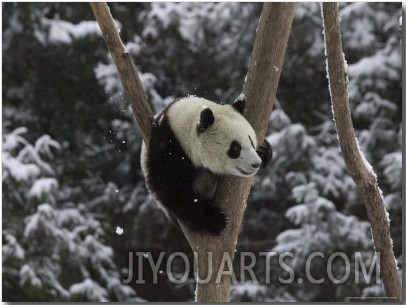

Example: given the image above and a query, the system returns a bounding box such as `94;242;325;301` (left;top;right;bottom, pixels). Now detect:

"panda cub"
141;96;272;236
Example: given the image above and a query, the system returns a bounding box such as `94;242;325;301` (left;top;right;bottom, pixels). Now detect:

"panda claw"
185;204;228;236
257;139;273;168
203;209;228;236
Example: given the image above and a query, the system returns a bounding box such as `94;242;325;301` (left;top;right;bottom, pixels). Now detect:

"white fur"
168;97;261;177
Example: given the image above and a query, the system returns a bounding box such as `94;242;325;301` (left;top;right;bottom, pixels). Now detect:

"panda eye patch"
227;141;241;159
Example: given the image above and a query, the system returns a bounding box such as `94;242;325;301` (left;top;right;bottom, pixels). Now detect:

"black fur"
197;108;214;134
232;95;246;114
145;108;227;236
257;139;273;168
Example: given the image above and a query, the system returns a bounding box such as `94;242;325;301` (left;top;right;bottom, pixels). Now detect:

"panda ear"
197;107;214;133
232;95;246;114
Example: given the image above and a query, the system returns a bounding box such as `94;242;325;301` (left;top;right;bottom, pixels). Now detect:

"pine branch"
322;3;401;301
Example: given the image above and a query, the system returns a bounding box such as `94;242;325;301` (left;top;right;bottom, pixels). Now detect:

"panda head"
193;97;262;177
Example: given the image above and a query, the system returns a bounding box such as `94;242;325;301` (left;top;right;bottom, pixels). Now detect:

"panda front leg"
257;139;273;168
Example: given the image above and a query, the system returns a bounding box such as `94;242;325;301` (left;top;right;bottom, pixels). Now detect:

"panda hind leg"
177;200;228;236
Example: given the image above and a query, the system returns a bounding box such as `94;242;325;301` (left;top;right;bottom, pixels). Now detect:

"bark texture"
90;3;154;144
188;3;296;301
322;3;401;301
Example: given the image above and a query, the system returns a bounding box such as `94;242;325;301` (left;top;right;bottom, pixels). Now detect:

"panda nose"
251;162;261;169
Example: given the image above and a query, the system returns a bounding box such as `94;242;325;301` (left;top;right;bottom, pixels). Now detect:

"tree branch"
90;3;154;145
322;3;401;301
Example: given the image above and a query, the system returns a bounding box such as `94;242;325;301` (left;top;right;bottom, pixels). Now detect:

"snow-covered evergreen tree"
2;128;142;301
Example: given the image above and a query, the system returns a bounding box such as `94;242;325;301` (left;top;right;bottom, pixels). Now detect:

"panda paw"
257;139;273;168
187;203;228;236
203;206;228;236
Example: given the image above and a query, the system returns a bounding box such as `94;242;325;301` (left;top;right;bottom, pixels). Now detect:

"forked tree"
91;3;400;302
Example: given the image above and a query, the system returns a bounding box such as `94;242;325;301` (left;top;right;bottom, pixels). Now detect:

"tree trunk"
322;3;401;302
187;3;296;301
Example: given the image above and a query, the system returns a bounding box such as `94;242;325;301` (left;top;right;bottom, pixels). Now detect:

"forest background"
2;2;403;302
